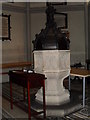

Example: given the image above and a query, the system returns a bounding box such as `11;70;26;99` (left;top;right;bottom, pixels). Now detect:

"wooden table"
9;70;46;120
69;67;90;107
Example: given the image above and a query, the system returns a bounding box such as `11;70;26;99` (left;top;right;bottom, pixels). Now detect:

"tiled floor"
2;97;28;119
2;78;90;119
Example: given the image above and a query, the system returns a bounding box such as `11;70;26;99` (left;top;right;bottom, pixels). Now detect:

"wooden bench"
0;62;31;75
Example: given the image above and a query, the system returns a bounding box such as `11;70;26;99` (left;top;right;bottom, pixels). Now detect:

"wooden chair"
86;59;90;70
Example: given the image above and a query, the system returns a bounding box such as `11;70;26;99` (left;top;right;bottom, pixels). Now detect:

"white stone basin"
33;50;70;105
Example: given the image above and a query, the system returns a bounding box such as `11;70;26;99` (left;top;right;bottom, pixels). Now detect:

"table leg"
27;80;31;120
43;80;46;119
23;87;26;101
83;77;85;107
69;76;71;91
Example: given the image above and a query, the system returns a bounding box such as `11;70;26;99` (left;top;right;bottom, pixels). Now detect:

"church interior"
0;1;90;120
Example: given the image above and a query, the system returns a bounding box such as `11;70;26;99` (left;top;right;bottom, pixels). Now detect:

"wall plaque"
0;14;11;41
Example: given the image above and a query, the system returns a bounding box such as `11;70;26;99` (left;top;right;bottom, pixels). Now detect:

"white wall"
31;13;46;40
68;11;85;65
2;11;27;63
2;3;27;82
30;12;46;59
88;5;90;59
30;2;46;7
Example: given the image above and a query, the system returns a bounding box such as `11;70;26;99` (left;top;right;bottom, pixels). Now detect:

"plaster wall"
2;11;27;63
88;5;90;59
68;11;85;65
3;2;26;7
2;4;27;82
30;2;46;8
30;12;46;61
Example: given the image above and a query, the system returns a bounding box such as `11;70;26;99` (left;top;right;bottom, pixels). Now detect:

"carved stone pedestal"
34;50;70;105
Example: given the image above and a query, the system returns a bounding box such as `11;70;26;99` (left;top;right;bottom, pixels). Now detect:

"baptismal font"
32;3;71;116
